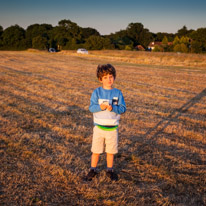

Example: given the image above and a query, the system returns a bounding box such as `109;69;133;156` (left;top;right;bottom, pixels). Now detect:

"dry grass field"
0;50;205;206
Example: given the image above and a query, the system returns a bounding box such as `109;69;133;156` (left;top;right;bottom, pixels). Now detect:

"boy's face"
100;73;114;90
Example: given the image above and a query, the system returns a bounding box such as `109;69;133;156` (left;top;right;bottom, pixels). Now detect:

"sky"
0;0;206;35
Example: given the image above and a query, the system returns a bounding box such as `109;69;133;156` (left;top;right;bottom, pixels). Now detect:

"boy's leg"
84;153;100;181
84;126;104;181
91;153;100;168
106;153;118;181
106;153;114;168
105;129;119;181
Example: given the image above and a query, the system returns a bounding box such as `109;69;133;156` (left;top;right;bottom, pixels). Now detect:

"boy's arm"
112;92;126;114
89;90;102;113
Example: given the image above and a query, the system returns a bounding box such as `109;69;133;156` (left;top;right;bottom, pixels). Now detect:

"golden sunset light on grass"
0;50;205;205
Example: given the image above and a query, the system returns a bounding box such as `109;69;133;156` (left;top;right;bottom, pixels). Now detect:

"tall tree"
2;25;26;50
58;19;83;41
126;22;143;45
26;24;53;48
190;28;206;53
51;26;68;49
177;26;188;37
126;23;153;48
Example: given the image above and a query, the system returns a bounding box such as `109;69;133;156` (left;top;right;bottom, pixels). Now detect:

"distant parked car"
77;48;88;54
49;48;56;53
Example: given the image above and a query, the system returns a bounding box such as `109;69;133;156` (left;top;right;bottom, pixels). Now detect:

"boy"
84;64;126;181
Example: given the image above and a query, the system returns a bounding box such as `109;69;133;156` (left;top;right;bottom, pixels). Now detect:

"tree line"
0;19;206;53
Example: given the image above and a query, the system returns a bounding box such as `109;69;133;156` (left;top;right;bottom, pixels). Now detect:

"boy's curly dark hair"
96;64;116;80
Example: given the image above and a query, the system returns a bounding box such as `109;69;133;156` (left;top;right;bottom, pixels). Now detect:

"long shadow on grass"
137;88;206;166
143;88;206;140
117;89;206;205
0;88;92;140
119;89;206;184
140;89;206;204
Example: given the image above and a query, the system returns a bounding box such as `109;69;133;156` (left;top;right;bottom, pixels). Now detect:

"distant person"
84;64;126;181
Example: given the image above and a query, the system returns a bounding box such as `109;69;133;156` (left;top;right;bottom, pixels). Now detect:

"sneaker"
83;169;98;181
106;170;118;181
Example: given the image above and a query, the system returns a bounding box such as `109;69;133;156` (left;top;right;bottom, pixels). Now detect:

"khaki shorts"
91;126;118;154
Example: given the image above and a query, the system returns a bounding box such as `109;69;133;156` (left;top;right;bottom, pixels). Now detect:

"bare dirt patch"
0;51;206;205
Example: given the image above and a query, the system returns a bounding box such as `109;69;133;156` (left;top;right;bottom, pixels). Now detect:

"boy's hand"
100;103;108;110
107;105;113;112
